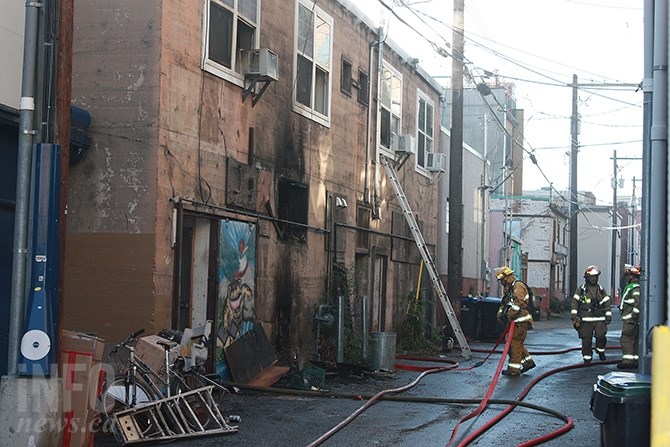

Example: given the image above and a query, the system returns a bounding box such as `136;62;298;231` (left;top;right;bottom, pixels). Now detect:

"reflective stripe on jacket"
620;282;640;322
498;280;533;326
571;283;611;320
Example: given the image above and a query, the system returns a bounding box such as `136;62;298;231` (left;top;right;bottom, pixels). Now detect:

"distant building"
491;191;569;315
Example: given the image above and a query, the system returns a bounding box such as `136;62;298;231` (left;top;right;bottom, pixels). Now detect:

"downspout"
643;0;668;374
364;35;378;205
8;1;42;375
639;0;653;364
373;26;384;218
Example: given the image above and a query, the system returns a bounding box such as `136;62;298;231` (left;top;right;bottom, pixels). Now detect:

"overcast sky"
357;0;644;206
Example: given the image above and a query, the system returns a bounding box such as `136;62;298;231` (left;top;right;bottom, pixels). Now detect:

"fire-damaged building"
62;0;448;373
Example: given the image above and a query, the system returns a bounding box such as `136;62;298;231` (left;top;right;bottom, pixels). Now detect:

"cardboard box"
60;330;106;447
61;350;93;447
61;330;105;362
134;335;179;382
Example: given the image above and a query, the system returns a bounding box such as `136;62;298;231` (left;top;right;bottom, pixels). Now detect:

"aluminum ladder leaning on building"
380;155;472;359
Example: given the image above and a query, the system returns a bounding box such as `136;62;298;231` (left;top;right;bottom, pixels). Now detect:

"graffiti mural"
216;220;256;379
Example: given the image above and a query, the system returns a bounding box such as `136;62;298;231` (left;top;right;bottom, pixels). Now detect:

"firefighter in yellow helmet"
571;265;612;364
495;267;535;376
618;266;641;369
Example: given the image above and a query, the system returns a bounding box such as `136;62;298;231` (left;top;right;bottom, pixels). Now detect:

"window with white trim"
416;90;434;169
294;0;333;126
203;0;260;86
380;62;402;150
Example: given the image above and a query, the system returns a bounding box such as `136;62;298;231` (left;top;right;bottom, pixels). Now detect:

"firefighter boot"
521;359;536;373
598;351;607;361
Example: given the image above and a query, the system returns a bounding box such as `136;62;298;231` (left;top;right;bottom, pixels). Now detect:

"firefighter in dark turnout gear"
495;267;535;376
618;266;641;369
571;265;612;363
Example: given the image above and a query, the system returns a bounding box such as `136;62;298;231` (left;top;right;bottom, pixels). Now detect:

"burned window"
341;57;353;96
278;179;308;242
326;191;348;261
356;204;371;252
357;69;369;106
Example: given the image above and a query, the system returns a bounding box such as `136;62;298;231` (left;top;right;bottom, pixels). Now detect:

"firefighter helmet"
624;266;641;277
584;265;601;277
495;266;514;280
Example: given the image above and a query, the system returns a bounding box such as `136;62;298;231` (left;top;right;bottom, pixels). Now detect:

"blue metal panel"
19;143;60;376
0;122;19;377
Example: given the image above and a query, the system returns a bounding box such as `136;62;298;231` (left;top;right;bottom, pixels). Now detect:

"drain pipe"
337;296;345;363
361;296;369;360
8;1;41;375
372;26;385;218
363;36;376;205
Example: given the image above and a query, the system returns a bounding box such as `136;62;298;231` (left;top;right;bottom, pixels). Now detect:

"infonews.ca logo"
14;415;117;435
15;361;120;435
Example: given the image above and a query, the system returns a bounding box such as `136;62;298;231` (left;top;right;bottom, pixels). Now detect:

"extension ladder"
381;154;472;359
110;385;238;444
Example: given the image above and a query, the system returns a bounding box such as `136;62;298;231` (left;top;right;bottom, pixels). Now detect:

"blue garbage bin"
479;297;504;341
459;297;480;340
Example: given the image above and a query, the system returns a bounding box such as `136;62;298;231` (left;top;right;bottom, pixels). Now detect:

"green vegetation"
398;292;441;353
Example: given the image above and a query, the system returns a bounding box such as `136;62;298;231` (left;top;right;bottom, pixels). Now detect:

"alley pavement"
95;312;629;446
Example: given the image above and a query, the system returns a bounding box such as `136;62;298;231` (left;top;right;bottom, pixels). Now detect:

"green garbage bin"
589;372;651;447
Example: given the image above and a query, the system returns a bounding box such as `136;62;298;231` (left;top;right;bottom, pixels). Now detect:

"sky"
357;0;644;206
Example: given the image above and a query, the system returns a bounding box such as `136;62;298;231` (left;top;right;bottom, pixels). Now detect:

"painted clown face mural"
216;220;256;379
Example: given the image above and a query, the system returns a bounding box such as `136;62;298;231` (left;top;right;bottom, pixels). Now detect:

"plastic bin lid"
596;372;651;397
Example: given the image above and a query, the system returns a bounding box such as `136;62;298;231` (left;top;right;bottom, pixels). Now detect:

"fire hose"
219;327;621;447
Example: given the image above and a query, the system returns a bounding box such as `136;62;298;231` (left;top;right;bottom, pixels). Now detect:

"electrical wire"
374;0;641;202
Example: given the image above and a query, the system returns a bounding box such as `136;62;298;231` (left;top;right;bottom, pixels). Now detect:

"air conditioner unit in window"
245;48;279;81
391;134;415;155
425;152;447;172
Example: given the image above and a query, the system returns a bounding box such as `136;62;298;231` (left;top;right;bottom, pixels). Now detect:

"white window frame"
379;61;403;153
293;0;334;127
202;0;261;87
416;89;434;173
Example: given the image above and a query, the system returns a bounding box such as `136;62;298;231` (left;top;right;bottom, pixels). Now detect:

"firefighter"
618;266;641;369
571;265;612;363
495;267;535;376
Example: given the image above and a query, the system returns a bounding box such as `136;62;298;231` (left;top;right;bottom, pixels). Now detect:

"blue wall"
0;120;18;376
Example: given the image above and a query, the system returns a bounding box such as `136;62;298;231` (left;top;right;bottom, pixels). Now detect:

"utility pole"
631;177;640;266
447;0;464;313
611;150;618;299
479;114;488;294
569;74;579;297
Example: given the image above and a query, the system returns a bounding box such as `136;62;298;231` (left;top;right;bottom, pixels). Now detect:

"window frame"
415;88;435;173
202;0;261;88
340;56;353;96
379;61;403;152
293;0;334;127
